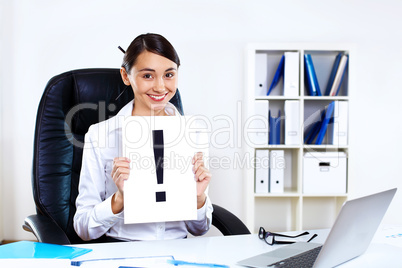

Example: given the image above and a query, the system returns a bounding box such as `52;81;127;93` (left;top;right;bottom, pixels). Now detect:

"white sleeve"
185;193;213;236
73;125;122;241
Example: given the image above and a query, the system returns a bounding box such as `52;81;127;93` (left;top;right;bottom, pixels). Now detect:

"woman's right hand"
111;157;130;214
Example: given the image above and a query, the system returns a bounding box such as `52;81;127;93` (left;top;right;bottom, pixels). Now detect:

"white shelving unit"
244;43;353;233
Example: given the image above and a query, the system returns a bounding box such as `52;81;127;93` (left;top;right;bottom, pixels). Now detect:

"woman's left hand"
192;152;211;209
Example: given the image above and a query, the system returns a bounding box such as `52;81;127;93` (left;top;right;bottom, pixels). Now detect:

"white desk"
72;226;402;267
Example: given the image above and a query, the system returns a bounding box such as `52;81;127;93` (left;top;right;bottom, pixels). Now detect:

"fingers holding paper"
192;152;211;209
111;157;130;214
112;157;131;193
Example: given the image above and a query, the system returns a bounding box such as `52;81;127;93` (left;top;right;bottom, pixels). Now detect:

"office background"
1;0;401;241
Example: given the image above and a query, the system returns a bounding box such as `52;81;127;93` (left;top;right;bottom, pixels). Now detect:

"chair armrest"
212;204;250;236
23;214;71;245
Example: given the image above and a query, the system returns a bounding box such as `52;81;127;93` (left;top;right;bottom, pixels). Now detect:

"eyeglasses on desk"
258;227;318;245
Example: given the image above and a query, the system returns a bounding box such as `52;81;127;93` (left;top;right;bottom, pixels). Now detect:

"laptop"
237;188;397;268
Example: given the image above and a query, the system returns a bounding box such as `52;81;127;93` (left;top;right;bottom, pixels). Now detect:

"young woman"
74;33;213;241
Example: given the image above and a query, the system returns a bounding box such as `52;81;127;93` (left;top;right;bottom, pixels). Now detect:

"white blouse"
73;100;213;241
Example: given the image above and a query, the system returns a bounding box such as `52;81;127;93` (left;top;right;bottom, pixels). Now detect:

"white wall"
1;0;402;241
0;0;6;242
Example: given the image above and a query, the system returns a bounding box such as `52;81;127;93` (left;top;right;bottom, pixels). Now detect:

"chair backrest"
32;68;183;244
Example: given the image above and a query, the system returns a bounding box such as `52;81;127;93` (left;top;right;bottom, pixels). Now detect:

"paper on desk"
0;259;70;268
122;116;208;224
74;255;227;268
72;255;174;267
373;224;402;248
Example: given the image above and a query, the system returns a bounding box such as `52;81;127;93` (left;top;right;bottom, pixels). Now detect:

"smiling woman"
73;33;213;242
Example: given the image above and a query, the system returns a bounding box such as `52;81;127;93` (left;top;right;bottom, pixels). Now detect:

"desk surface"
72;226;402;267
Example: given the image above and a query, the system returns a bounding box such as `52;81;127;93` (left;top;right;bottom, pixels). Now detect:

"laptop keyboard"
267;245;323;268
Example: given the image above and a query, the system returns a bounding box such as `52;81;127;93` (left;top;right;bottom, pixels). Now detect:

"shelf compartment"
255;50;300;98
303;100;340;146
253;148;300;194
302;196;347;230
302;50;349;97
254;197;300;233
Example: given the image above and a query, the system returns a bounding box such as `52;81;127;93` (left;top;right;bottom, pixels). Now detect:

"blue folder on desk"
0;241;92;259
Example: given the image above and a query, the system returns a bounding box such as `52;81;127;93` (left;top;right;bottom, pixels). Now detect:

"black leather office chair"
23;69;250;245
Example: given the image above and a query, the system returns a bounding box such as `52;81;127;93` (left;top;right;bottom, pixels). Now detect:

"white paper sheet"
0;259;70;268
74;255;174;267
122;116;208;224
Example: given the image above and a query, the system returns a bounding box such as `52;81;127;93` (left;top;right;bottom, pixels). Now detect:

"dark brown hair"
122;33;180;74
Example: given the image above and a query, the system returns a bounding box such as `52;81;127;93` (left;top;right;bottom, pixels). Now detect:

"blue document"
331;54;348;96
325;52;343;96
304;54;322;96
0;241;92;259
315;101;335;145
304;113;323;144
267;55;284;96
304;113;335;144
269;110;281;145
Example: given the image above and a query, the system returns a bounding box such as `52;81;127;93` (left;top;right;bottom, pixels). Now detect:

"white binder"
255;53;268;96
334;101;348;146
247;100;269;146
269;150;284;193
255;149;269;193
283;52;299;97
284;100;300;145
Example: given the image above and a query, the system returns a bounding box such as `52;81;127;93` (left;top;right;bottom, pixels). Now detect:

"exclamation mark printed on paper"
152;130;166;202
